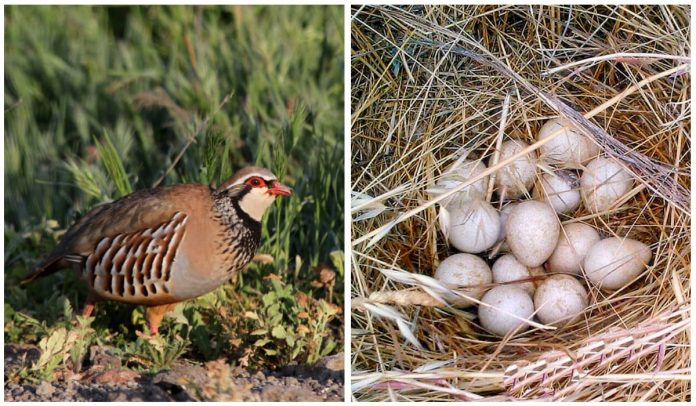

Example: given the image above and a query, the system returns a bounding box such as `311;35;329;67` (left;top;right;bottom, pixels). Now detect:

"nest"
351;5;690;401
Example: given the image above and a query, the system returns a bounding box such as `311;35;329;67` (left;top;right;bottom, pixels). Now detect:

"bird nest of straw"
351;5;690;402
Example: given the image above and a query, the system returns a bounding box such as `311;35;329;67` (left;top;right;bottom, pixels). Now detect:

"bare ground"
4;344;343;402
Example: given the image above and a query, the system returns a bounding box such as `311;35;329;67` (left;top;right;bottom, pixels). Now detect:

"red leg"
145;303;178;336
81;302;95;317
81;293;98;317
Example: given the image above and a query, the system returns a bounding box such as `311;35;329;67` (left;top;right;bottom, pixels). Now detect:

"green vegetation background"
4;5;344;380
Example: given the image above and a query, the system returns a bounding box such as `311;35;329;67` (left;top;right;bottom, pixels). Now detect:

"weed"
124;332;190;373
214;274;341;368
23;300;95;382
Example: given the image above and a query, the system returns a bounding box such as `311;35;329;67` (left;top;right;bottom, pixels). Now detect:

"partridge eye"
249;178;263;187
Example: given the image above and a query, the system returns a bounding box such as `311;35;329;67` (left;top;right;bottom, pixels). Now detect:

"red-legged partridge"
23;166;291;335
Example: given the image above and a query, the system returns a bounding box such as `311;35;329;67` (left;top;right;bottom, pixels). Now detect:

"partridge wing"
84;211;188;302
26;185;203;283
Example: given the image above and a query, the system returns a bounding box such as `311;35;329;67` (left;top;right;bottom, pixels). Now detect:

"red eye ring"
246;177;265;188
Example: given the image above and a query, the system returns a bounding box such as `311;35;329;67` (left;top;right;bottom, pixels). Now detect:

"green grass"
4;5;344;380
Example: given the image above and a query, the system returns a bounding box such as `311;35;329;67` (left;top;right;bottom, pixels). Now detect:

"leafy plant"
216;271;342;368
24;299;95;382
123;331;190;373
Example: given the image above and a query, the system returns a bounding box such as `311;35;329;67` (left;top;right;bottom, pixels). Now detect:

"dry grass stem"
351;4;690;402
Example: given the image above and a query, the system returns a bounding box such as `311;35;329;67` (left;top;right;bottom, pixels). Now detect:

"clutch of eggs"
429;116;652;338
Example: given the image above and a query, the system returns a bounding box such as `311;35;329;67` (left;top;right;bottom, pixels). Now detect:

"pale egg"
448;198;501;254
494;139;537;200
479;285;535;337
430;159;489;207
491;254;535;295
583;237;652;290
505;201;560;267
534;275;588;326
547;223;601;275
580;157;633;214
533;170;581;214
435;253;493;307
538;117;600;167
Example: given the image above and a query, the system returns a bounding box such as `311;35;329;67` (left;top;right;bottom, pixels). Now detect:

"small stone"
92;368;140;385
153;362;207;388
89;345;122;370
35;381;56;398
315;354;344;372
64;381;76;395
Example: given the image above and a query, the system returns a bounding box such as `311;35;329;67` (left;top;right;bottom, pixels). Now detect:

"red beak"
268;181;292;196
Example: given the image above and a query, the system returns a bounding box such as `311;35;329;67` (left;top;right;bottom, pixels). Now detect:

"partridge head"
217;166;291;221
23;166;291;335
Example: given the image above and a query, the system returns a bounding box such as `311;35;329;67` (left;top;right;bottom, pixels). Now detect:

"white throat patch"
238;187;276;221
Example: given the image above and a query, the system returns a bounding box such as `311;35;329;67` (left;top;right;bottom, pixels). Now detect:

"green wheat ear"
95;131;132;197
64;159;109;202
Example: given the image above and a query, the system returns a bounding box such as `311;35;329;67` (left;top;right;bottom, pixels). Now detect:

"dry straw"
351;5;690;402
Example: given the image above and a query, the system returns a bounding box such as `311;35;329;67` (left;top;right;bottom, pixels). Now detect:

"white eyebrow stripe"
226;175;277;188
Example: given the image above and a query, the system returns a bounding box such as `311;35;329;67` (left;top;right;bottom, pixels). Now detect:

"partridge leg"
145;303;179;336
81;293;98;317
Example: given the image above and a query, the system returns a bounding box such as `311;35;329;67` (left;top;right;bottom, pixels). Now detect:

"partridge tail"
20;255;82;285
20;266;55;285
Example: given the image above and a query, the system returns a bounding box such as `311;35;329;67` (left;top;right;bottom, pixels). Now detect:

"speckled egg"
534;275;588;326
434;253;492;307
505;201;560;267
492;254;535;294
